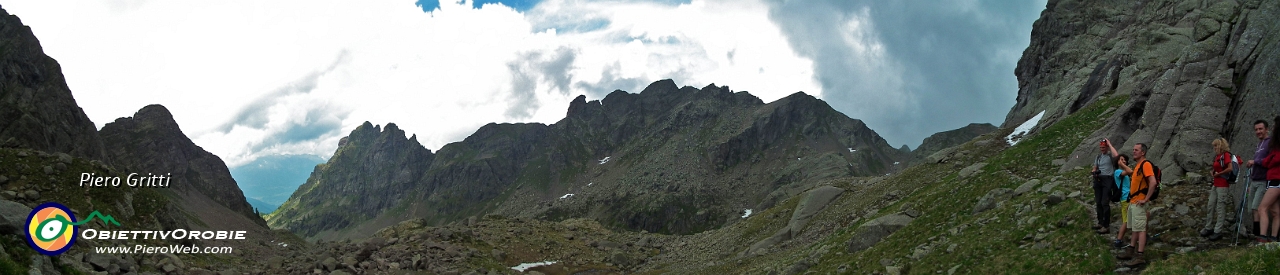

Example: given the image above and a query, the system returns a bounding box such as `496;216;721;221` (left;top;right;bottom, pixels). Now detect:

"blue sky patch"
415;0;542;12
415;0;441;12
415;0;692;13
472;0;542;11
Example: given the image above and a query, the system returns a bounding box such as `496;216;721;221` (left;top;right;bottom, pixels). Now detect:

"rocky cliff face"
912;123;997;160
1006;0;1280;177
0;8;105;160
99;105;267;228
270;80;909;240
268;122;435;237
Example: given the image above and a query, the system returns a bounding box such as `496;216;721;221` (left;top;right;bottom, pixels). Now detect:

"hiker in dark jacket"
1092;139;1117;234
1245;120;1271;240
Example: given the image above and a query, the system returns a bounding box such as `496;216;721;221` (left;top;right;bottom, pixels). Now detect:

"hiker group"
1088;116;1280;267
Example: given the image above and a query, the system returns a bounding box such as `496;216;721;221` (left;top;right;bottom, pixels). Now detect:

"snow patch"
893;162;900;165
587;182;593;186
1006;110;1045;146
598;157;611;164
848;148;856;153
559;194;574;199
741;209;753;218
511;261;557;272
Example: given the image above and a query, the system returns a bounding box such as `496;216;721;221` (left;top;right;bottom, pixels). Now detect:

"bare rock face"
0;8;105;160
1005;0;1280;178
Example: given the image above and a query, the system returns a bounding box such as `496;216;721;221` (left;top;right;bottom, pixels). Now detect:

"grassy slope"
680;93;1280;274
673;94;1160;274
813;94;1129;274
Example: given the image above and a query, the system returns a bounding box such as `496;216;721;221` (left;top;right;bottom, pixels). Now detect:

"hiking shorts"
1119;202;1129;224
1250;180;1267;210
1128;203;1148;232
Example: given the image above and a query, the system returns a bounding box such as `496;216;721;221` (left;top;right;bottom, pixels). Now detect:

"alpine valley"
1;0;1279;274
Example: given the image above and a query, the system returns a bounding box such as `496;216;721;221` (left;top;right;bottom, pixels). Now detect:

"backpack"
1134;160;1162;201
1217;152;1240;183
1108;170;1122;203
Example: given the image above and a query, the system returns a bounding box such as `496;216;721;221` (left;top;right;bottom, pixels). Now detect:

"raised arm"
1106;139;1119;158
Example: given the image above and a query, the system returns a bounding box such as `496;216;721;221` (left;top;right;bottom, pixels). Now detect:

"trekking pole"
1234;167;1252;245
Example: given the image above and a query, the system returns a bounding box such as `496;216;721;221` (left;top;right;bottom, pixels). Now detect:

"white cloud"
2;0;818;167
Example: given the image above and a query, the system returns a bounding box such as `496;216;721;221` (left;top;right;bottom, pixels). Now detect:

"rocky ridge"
270;79;911;240
0;7;105;160
911;123;997;161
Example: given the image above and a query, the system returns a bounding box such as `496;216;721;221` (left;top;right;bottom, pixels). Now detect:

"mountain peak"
100;104;266;227
639;79;679;94
128;104;182;131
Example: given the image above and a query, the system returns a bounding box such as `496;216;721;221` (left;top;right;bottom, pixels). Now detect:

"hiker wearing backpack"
1201;138;1235;241
1118;143;1158;267
1258;117;1280;242
1112;153;1133;249
1245;119;1271;241
1092;139;1117;234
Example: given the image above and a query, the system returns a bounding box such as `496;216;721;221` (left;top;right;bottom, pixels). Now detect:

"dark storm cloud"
764;0;1045;148
505;47;578;119
217;50;350;133
250;106;348;152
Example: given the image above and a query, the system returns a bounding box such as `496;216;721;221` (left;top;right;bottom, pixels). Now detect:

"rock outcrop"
1005;0;1280;178
0;8;105;160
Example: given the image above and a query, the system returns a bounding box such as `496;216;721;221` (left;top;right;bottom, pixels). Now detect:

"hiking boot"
1208;232;1223;241
1111;239;1125;249
1093;224;1103;230
1116;246;1135;260
1096;228;1109;234
1123;255;1146;267
1200;229;1213;237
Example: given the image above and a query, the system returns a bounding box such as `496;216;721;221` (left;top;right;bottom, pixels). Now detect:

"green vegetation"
0;235;32;274
680;94;1280;272
683;95;1133;274
1145;246;1280;274
824;95;1128;274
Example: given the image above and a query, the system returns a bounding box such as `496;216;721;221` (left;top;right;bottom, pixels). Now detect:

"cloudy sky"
2;0;1044;167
